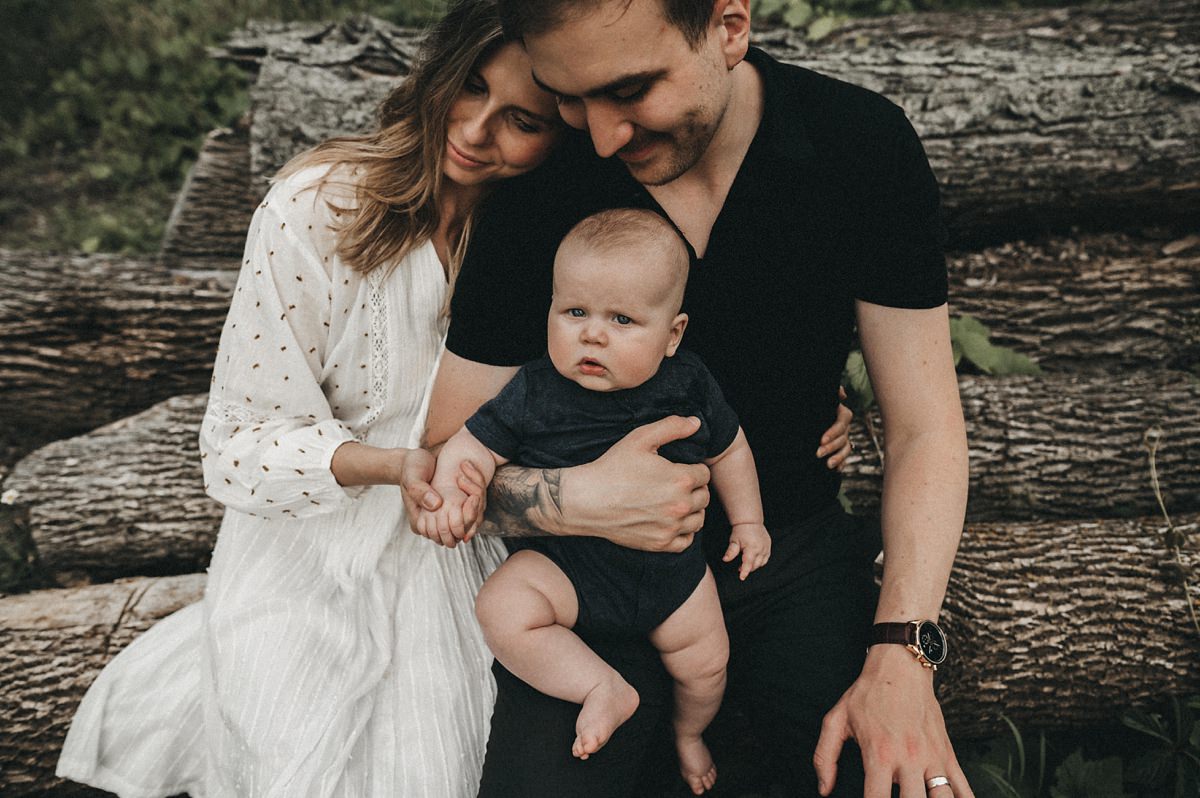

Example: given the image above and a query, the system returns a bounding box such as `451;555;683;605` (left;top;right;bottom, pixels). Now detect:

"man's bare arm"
417;351;708;550
472;465;566;539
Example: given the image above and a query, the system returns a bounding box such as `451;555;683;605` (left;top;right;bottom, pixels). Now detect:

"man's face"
524;0;736;186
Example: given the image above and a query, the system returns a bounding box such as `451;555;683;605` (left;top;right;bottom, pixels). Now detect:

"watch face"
917;621;947;664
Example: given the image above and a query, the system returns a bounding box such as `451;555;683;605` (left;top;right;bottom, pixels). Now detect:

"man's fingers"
664;532;695;553
626;415;702;452
813;709;848;797
899;769;928;798
459;460;487;494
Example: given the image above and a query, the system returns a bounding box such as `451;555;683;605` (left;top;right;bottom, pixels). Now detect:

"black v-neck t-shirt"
447;48;948;537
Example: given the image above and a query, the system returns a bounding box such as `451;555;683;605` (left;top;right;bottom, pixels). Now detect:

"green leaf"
80;236;101;253
1050;751;1125;798
86;162;113;180
807;15;838;41
978;764;1024;798
1123;709;1173;744
842;349;874;412
783;1;814;28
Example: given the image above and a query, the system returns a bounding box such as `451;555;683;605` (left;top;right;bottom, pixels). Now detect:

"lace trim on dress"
362;266;390;436
207;397;273;427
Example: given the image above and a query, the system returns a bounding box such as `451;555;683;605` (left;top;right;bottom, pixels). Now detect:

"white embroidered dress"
57;166;506;798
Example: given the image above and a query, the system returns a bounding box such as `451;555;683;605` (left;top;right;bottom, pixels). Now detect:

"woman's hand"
400;447;441;531
816;386;854;471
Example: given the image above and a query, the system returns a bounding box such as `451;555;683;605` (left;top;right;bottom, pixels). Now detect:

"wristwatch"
870;620;948;671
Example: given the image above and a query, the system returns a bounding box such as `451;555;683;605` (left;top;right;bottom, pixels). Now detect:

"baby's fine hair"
558;208;691;303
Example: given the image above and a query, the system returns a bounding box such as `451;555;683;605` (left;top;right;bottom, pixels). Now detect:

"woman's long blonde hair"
276;0;510;307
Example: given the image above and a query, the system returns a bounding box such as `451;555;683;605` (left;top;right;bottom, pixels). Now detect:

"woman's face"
444;42;561;187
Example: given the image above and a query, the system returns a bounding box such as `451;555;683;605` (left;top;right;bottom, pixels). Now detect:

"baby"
418;208;771;795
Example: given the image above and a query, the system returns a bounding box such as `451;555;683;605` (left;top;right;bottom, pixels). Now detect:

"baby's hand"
415;485;478;548
722;523;771;581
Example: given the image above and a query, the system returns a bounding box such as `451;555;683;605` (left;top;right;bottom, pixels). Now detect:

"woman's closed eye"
509;112;544;134
464;75;487;96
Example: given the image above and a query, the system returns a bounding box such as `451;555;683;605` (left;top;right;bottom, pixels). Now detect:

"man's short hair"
498;0;713;48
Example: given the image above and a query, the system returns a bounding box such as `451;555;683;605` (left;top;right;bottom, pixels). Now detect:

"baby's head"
548;208;690;392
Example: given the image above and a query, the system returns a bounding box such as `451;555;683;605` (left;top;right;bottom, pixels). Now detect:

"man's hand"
560;415;711;551
813;646;973;798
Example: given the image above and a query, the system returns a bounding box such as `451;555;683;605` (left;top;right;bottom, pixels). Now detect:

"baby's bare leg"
474;550;639;760
649;568;729;795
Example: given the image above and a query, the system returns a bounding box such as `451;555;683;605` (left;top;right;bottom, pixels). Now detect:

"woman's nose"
461;109;492;146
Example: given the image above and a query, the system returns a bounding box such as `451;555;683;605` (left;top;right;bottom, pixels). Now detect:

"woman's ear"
666;312;689;356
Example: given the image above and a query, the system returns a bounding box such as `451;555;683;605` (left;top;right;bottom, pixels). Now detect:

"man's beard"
623;104;724;187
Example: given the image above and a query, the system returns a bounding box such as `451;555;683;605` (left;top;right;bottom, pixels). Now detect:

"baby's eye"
568;308;586;318
613;314;632;325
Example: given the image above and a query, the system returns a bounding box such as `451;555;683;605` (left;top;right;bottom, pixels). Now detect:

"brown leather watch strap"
870;622;913;646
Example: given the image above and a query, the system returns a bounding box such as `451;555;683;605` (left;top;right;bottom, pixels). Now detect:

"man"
413;1;972;795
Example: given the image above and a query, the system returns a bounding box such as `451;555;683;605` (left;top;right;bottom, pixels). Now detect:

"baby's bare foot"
676;734;717;795
571;677;639;760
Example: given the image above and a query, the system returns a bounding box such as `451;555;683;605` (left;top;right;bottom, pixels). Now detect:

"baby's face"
547;249;687;392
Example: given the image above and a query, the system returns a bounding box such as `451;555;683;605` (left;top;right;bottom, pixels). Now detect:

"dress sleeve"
200;178;362;520
854;106;949;309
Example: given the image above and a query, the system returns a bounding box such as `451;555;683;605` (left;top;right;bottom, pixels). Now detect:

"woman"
56;2;852;795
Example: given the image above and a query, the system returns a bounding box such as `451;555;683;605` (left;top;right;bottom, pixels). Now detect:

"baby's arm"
417;427;509;546
706;428;771;580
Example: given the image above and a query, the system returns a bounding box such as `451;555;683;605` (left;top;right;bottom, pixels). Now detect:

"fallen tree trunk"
0;251;235;444
0;574;205;797
948;232;1200;373
5;370;1197;583
938;512;1200;739
3;233;1196;448
160;125;257;266
843;370;1200;522
3;395;220;585
3;512;1196;793
214;1;1200;245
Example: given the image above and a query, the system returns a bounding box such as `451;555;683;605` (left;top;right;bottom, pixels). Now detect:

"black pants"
477;504;881;798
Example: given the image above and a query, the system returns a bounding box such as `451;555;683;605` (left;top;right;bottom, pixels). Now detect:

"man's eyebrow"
531;69;666;99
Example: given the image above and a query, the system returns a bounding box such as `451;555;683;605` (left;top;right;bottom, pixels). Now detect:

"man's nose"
584;102;634;159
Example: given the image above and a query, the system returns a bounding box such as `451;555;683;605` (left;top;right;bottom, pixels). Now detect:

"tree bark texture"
3;369;1195;583
937;513;1200;739
3;395;220;584
0;251;235;444
0;574;205;797
842;370;1200;522
214;0;1200;245
947;232;1200;373
3;232;1195;453
2;513;1196;793
160;125;257;266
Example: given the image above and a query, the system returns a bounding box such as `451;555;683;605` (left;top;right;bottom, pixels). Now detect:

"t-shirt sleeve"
695;360;741;459
446;186;555;367
464;366;529;461
854;106;949;309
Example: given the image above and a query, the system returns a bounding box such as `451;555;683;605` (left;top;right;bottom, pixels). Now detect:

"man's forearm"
875;428;968;622
476;464;566;539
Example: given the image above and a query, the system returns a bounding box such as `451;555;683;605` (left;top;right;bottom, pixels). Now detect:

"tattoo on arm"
476;465;565;539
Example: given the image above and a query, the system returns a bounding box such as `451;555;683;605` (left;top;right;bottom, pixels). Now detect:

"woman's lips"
447;140;488;169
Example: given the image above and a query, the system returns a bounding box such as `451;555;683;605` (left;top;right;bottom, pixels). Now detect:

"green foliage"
958;700;1200;798
0;0;446;254
1121;697;1200;798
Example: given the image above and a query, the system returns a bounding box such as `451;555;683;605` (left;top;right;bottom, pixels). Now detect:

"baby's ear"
665;312;689;356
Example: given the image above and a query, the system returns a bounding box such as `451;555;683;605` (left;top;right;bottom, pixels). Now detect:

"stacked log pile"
1;2;1197;794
